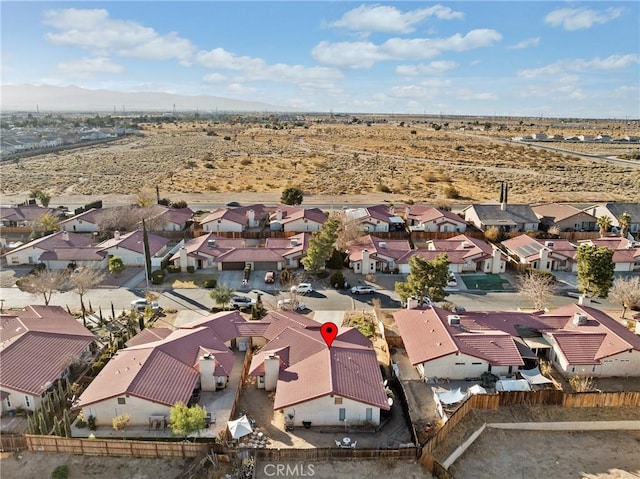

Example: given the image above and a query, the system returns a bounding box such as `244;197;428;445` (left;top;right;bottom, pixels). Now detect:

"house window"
11;257;19;264
24;396;31;408
472;362;482;365
5;396;11;408
455;362;466;366
117;397;126;405
334;397;343;405
338;408;346;422
365;408;372;422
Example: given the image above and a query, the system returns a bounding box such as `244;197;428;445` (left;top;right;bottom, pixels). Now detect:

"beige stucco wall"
81;395;173;427
1;388;42;413
421;353;513;380
282;395;381;427
203;220;243;233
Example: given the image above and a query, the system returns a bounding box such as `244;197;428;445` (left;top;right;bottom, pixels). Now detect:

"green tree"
619;212;632;239
63;409;72;438
209;283;235;309
609;275;640;319
280;187;303;205
576;244;614;298
301;217;339;272
395;254;450;305
109;256;125;276
142;219;152;283
597;215;611;237
169;402;206;440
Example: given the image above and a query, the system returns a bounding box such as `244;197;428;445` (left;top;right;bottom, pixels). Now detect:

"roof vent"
290;238;299;246
202;353;211;359
379;242;387;249
461;241;472;248
447;315;461;326
207;239;216;248
572;313;588;326
545;241;554;247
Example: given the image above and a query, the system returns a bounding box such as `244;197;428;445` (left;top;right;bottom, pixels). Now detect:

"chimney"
362;249;370;273
539;247;549;270
114;230;121;240
199;353;217;392
264;354;280;392
179;246;188;272
407;297;420;310
61;231;69;241
276;210;283;221
246;209;255;225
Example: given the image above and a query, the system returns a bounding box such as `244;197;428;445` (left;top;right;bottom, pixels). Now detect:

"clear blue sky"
2;1;639;118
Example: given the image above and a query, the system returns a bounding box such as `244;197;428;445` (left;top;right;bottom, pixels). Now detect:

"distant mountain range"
1;84;296;113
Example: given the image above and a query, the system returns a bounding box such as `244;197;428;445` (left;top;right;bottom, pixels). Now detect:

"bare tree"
609;276;640;319
333;212;365;252
21;269;67;305
518;271;557;310
95;206;142;232
69;268;106;325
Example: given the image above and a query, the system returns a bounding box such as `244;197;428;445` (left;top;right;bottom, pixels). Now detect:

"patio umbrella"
227;415;253;439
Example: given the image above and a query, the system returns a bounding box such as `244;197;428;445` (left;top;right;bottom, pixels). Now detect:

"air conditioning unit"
207;239;216;248
447;315;461;326
379;242;387;249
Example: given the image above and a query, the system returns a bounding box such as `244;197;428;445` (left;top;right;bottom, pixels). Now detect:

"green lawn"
461;274;510;291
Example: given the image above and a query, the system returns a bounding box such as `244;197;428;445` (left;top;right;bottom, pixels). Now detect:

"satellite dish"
387;397;394;406
383;380;388;387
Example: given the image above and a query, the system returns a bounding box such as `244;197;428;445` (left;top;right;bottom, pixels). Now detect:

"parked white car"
351;285;377;294
130;299;160;313
230;295;257;310
290;283;313;295
277;298;307;311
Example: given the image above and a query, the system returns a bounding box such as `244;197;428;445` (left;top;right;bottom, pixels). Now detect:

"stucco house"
96;230;171;267
76;312;247;426
403;205;467;233
421;234;506;274
531;203;597;232
346;235;412;274
576;237;640;272
143;205;194;232
170;233;246;271
1;306;95;413
2;230;103;268
0;204;65;227
395;303;640;381
343;205;405;233
200;205;267;233
268;205;327;232
463;203;539;232
249;311;390;427
585;202;640;237
501;234;577;272
59;208;103;233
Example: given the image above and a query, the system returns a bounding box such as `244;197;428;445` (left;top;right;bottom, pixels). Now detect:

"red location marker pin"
320;322;338;349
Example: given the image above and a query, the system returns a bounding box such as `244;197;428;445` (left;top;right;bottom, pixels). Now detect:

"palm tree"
597;215;611;237
619;212;632;239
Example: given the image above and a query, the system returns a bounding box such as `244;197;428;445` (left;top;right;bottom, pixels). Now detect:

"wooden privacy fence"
1;435;28;452
25;435;207;458
253;447;418;461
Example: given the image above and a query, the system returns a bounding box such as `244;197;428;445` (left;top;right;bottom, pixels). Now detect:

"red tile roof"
125;328;173;347
1;306;94;396
347;235;411;262
249;322;389;410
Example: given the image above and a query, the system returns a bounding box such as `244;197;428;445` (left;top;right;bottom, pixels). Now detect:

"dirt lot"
450;429;640;479
254;459;429;479
0;452;190;479
1;117;638;206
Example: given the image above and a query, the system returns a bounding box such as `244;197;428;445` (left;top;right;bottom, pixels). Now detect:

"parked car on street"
290;283;313;294
226;201;241;207
400;296;432;308
230;295;256;310
351;285;377;294
130;299;160;313
264;271;275;284
277;298;307;311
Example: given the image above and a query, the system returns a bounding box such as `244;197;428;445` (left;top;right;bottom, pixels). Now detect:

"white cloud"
330;4;463;34
226;83;257;94
396;61;457;77
197;47;343;86
313;29;501;69
202;73;227;83
43;8;196;62
507;37;540;50
455;89;498;101
518;53;640;77
58;57;124;78
544;7;623;31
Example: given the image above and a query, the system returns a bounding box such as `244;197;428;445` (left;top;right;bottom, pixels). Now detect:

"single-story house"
170;233;246;271
200;205;267;233
268;205;327;232
402;205;468;233
343;205;405;233
249;312;390;427
1;305;95;413
501;234;577;272
0;205;65;228
577;237;640;272
143;205;194;232
584;203;640;237
96;230;171;267
531;203;597;232
346;235;412;274
2;230;98;267
59;208;103;233
421;234;506;274
463;203;539;232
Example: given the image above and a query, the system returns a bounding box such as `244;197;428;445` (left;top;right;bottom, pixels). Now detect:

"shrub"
52;465;69;479
444;185;460;199
186;265;195;273
376;184;392;193
167;264;180;273
87;415;97;430
203;279;217;288
151;270;165;285
326;249;345;269
330;271;346;289
91;361;105;374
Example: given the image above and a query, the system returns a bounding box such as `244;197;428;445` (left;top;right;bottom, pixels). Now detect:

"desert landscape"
1;115;639;206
